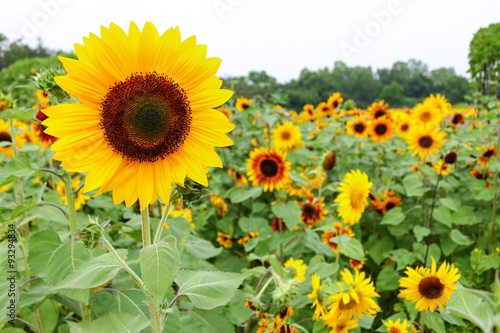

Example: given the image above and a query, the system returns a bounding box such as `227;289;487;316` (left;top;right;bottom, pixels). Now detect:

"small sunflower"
246;147;291;192
301;104;316;121
432;160;451;175
367;117;394;142
406;124;446;159
235;96;252;112
476;144;497;168
425;93;451;115
227;168;248;187
297;193;328;228
284;258;307;282
322;222;354;253
376;190;402;215
411;102;442;125
36;90;51;108
470;167;492;181
317;102;334;117
218;106;231;120
399;257;460;312
349;259;365;270
33;109;58;148
238;231;259;245
283;179;307;198
384;319;408;333
449;112;465;129
210;194;228;216
216;231;232;248
395;114;412;138
0;120;26;157
368;100;389;119
346;115;368;138
42;22;235;209
323;313;359;333
327;92;343;110
308;273;327;320
272;121;302;152
334;170;372;225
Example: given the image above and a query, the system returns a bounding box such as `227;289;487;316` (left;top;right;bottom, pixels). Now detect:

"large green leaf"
68;312;149;333
338;238;365;260
174;270;248;310
140;236;180;307
56;250;127;289
184;234;222;259
228;186;262;203
422;311;445;333
271;201;301;230
380;207;405;226
0;155;36;186
28;230;91;285
0;107;36;120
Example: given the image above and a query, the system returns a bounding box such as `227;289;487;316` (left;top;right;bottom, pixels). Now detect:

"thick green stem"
9;119;28;237
81;303;91;321
375;144;381;190
153;201;172;244
335;229;341;282
102;236;161;332
255;275;274;300
63;173;78;236
141;205;151;247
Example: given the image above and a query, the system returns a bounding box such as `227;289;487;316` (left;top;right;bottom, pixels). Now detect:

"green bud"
272;279;299;305
0;90;16;113
31;66;67;100
79;216;103;250
176;179;209;208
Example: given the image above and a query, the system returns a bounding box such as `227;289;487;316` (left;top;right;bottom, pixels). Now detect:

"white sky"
1;0;499;82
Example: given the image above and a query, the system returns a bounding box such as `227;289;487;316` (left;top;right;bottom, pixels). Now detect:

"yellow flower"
272;121;302;152
432;160;451;175
346;115;368;138
284;258;307;282
301;104;316;122
216;231;232;248
238;231;259;245
227;168;248;187
246;147;291;192
36;90;51;108
56;176;90;211
322;222;354;254
424;93;451;115
297;193;328;228
308;273;327;320
368;100;389;119
0;120;26;157
42;22;234;209
399;257;460;312
323;313;359;332
210;194;228;217
406;124;446;159
334;170;372;225
327;92;343;110
367;116;394;142
384;318;408;333
411;101;442;125
395;113;412;139
236;96;252;112
317;102;334;117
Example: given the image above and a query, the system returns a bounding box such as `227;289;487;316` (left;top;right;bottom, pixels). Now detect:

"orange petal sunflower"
406;124;446;159
367;116;394;142
346;115;368;138
246;147;291;192
368;100;389;119
42;22;234;209
297;193;328;228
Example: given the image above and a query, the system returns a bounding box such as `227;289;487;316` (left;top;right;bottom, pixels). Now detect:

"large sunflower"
297;193;328;228
406;124;446;159
399;258;460;312
42;22;234;209
327;92;343;110
411;102;442;125
368;100;389;119
335;170;372;225
346;115;368;138
367;117;394;142
317;102;334;117
272;121;302;152
246;147;291;192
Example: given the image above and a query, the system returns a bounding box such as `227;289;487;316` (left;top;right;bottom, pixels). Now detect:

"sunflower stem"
424;159;443;266
141;205;151;247
488;124;500;255
80;303;91;321
335;229;341;282
63;172;78;237
317;166;324;198
102;236;161;332
153;201;172;244
375;143;381;190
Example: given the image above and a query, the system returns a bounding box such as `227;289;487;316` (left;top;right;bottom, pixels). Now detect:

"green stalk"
102;236;161;332
80;303;91;321
63;172;78;237
9;119;28;237
375;144;381;190
153;201;172;244
335;228;341;282
141;205;151;247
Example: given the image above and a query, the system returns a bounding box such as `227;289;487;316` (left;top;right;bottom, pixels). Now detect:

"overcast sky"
2;0;499;82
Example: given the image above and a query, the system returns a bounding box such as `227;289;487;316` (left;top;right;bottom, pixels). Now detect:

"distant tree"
380;81;406;106
0;33;58;70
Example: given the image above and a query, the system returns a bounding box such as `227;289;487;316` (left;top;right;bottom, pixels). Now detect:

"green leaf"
413;225;430;242
0;155;36;185
174;270;248;310
184;234;222;259
447;284;495;333
450;229;474;246
189;308;236;333
388;249;416;271
228;186;262;203
56;250;128;289
271;201;301;230
451;206;482;225
338;238;365;261
440;197;460;211
28;230;91;285
68;312;149;333
380;207;405;226
433;205;452;228
403;173;427;197
422;312;446;333
0;107;36;120
140;236;180;307
375;266;400;292
269;256;285;277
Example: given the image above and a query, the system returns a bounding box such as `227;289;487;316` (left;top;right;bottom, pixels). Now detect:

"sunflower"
425;93;451;115
272;217;287;232
0;120;26;157
33;109;58;148
335;170;372;225
235;96;252;112
376;190;402;215
406;124;446;159
323;313;359;333
470;167;492;181
164;200;194;228
395;114;412;138
272;121;302;152
297;193;328;228
218;106;231;120
227;168;248;187
432;160;451;175
283;179;307;198
326;268;380;320
323;151;336;170
411;102;442;125
308;273;327;320
384;319;408;333
350;259;365;270
368;100;389;119
247;147;291;192
367;117;394;142
284;258;307;282
449;112;465;129
238;231;259;245
476;144;497;168
42;22;234;209
56;176;90;211
317;102;334;117
301;104;316;121
216;231;232;248
327;92;343;110
399;257;460;312
36;90;51;108
346;115;368;138
322;222;354;253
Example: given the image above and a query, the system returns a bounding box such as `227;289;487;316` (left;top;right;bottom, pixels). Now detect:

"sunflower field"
0;21;500;333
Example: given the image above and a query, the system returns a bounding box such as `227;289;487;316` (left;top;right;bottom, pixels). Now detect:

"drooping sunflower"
272;121;302;152
326;268;380;320
301;104;316;121
308;273;327;320
246;147;291;192
323;313;359;333
367;117;394;142
235;96;252;112
406;124;446;159
384;319;409;333
411;102;442;125
476;143;497;168
399;257;460;312
368;100;389;119
335;170;372;225
321;222;354;253
327;92;343;110
210;194;228;216
346;115;368;138
284;258;307;282
317;102;334;117
42;22;234;209
216;231;232;248
227;168;248;187
297;193;328;228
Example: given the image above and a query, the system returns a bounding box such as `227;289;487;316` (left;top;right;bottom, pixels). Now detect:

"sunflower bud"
272;279;299;305
444;151;458;164
0;91;15;113
79;217;102;250
31;66;68;100
176;179;209;207
322;151;336;170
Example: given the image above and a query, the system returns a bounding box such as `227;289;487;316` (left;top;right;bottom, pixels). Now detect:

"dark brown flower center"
484;149;495;158
260;159;279;177
303;203;316;217
389;328;401;333
100;72;192;163
339;297;357;310
354;123;365;133
418;136;433;149
401;124;409;132
445;152;457;164
0;131;12;143
418;276;445;299
281;131;291;140
452;114;463;125
374;124;387;135
385;202;396;211
374;110;386;118
332;100;339;108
